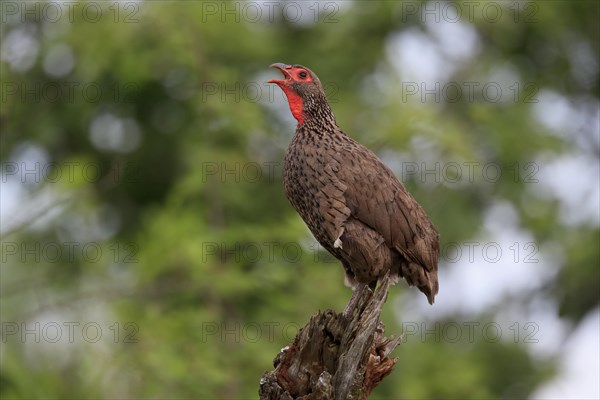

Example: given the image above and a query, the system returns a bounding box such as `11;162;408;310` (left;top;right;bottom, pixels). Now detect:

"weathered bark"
259;273;401;400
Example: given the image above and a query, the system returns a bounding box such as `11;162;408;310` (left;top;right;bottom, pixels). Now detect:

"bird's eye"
298;71;308;79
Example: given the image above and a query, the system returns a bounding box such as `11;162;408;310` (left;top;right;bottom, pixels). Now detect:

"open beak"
267;63;292;85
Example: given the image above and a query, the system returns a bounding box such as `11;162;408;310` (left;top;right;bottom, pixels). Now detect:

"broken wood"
259;273;401;400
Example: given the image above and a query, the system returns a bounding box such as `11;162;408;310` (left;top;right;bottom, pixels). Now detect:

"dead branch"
259;273;401;400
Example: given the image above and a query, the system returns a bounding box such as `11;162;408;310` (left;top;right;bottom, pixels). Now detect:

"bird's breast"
283;139;339;238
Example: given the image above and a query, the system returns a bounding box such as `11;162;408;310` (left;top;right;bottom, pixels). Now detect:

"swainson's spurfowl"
268;63;439;307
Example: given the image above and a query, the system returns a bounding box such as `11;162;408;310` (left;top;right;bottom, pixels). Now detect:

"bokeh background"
1;1;598;399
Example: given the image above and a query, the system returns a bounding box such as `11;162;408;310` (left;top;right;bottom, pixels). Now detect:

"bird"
268;63;439;311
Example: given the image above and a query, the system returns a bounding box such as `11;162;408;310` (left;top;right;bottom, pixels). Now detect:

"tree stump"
259;273;401;400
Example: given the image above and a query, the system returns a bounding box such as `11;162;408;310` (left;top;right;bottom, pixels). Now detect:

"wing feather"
337;140;439;274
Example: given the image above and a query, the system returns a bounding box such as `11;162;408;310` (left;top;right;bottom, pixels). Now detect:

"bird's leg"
343;282;367;319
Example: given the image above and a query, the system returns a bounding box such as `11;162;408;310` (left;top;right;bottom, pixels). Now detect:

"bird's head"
268;63;331;125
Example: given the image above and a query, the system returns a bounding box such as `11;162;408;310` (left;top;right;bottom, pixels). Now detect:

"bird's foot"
342;283;367;319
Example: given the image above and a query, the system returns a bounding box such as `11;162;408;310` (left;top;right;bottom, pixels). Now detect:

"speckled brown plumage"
270;63;439;304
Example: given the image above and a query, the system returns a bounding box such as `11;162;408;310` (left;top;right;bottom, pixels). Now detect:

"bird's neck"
299;92;338;129
280;87;338;130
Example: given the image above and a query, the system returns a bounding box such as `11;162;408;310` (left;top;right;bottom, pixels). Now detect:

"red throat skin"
278;85;304;125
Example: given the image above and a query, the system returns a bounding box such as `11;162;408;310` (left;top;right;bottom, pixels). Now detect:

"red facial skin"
268;63;314;125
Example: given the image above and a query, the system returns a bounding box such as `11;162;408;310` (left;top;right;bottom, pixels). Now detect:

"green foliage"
1;1;598;399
